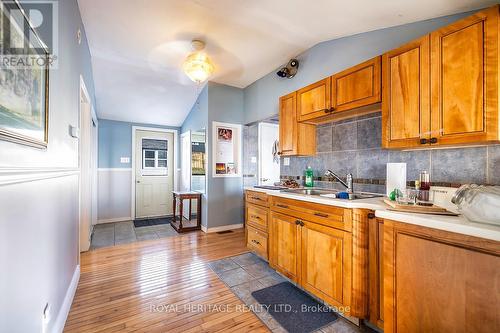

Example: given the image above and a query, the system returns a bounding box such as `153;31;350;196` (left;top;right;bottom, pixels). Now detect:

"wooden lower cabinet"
269;204;370;318
368;215;384;329
269;212;300;282
246;225;268;260
383;220;500;333
300;220;352;307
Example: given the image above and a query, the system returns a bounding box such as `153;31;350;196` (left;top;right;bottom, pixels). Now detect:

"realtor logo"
0;0;58;68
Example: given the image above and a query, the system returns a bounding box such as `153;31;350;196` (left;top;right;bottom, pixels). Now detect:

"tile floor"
90;221;178;250
209;253;375;333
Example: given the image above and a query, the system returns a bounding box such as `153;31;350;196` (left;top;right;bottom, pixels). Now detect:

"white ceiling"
78;0;496;127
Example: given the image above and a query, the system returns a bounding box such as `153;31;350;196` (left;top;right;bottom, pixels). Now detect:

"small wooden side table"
171;191;202;233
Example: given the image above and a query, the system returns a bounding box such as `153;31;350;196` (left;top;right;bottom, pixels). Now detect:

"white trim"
257;122;279;185
131;126;179;219
52;265;80;333
201;223;244;233
211;121;242;178
98;168;132;172
180;130;191;192
97;217;133;224
0;167;79;186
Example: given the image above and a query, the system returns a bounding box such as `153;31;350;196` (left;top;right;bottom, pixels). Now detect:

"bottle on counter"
305;166;314;187
418;171;431;202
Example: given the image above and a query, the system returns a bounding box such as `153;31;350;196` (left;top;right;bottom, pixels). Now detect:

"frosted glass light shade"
183;51;214;83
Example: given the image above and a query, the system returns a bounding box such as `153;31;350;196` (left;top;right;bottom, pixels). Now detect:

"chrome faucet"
325;170;353;194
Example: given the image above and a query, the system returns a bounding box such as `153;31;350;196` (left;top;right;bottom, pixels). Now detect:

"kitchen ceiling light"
183;40;214;84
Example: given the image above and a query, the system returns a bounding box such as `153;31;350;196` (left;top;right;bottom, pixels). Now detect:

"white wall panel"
97;169;132;222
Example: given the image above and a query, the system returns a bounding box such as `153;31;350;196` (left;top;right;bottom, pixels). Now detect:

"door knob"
136;180;141;184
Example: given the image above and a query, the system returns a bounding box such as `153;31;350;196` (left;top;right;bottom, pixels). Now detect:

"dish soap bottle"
305;166;314;187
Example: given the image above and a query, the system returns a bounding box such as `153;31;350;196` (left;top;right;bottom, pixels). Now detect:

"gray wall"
181;82;245;229
243;11;474;124
0;0;96;332
280;113;500;193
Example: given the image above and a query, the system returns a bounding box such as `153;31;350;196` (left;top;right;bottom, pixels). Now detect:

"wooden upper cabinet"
300;220;351;307
279;92;316;156
382;35;431;149
269;212;300;282
297;78;331;122
279;92;297;155
430;5;499;146
332;56;382;112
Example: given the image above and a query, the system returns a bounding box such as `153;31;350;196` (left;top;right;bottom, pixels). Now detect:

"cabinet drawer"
271;196;352;232
247;225;268;260
247;204;268;231
245;190;269;207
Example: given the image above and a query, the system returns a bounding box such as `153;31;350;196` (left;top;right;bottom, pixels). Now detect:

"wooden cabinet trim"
245;190;269;207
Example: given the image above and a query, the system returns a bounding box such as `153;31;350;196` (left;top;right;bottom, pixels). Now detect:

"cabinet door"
279;92;298;155
430;6;499;145
332;56;381;112
300;220;351;307
382;35;431;149
297;78;331;122
384;221;500;333
269;212;300;282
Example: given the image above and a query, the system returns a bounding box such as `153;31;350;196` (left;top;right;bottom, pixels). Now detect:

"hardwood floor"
65;228;270;332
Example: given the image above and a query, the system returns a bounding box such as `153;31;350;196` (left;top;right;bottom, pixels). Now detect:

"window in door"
141;139;168;176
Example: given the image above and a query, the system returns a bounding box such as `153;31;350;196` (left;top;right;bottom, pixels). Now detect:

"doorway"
258;122;280;185
132;128;177;219
79;77;98;252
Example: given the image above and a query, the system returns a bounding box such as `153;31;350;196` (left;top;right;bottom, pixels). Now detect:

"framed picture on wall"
212;121;242;178
0;0;50;148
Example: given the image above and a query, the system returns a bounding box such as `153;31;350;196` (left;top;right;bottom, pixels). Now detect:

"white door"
258;123;280;185
135;130;174;218
80;93;94;252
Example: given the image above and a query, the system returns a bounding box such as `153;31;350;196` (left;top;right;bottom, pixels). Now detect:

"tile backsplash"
279;112;500;193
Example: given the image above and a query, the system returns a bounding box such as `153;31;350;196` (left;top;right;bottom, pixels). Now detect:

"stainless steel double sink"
280;188;383;200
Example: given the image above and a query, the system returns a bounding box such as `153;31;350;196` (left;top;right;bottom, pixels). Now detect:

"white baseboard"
201;223;244;233
97;217;133;224
53;265;80;333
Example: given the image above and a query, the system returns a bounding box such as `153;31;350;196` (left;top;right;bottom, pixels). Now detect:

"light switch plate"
120;157;130;164
284;157;290;166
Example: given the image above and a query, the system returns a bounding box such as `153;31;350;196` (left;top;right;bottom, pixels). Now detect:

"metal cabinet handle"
314;212;328;218
368;212;376;219
251;196;262;201
277;204;288;209
430;137;438;144
420;138;428;144
250;215;261;220
252;239;261;245
300;221;305;227
295;220;301;225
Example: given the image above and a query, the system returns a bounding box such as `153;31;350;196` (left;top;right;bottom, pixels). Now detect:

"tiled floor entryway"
90;221;178;250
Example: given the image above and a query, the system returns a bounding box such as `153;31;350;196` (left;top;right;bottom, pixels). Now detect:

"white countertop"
245;187;500;242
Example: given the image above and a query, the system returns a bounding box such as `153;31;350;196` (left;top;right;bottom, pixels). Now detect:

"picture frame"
212;121;242;178
0;0;50;148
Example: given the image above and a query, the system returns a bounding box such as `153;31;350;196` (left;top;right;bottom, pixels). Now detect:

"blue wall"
98;119;180;168
207;83;245;228
181;82;245;229
243;11;474;124
0;0;97;331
